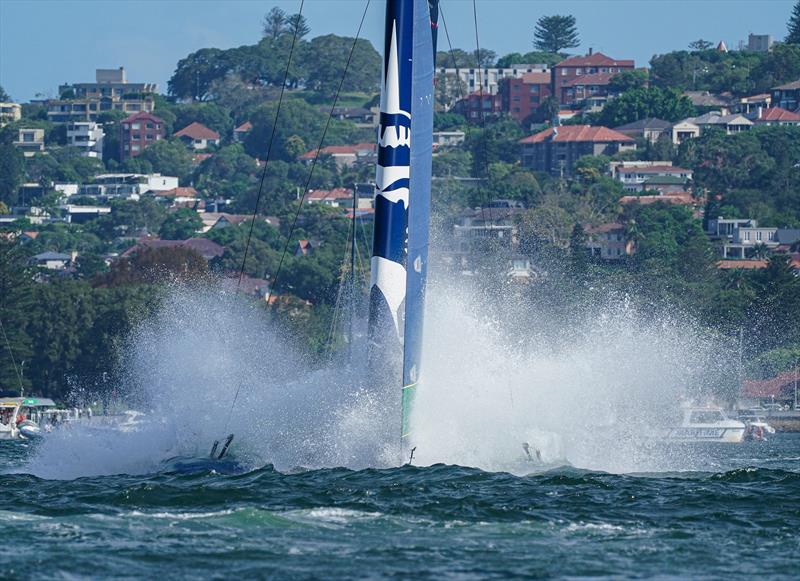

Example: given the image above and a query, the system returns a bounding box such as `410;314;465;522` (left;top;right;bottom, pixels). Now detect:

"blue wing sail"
368;0;436;451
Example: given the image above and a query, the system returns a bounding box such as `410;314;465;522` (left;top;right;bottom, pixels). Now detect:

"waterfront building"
67;121;104;158
551;51;634;107
771;80;800;112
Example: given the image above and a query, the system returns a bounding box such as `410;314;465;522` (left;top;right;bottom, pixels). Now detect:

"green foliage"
433;112;466;131
173;102;233;138
596;87;695;127
96;246;208;288
533;15;580;53
435;48;478;68
0;239;34;392
607;70;649;93
87;198;167;240
787;0;800;44
465;118;525;176
0;143;25;206
650;46;800;95
432;148;472;177
496;51;564;68
0;85;10;101
137;140;192;182
304;35;381;99
159;208;203;240
683;126;800;226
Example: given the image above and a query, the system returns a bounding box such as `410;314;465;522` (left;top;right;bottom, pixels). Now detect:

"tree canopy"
533;15;580;53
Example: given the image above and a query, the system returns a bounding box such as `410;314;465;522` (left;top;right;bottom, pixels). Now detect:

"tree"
474;48;497;67
137;140;192;181
496;51;564;68
159;208;203;240
688;39;714;51
0;144;25;206
168;47;228;101
0;85;10;101
608;70;648;93
533;15;580;53
304;35;381;98
787;0;800;44
596;87;695;127
286;13;310;39
97;246;208;287
0;239;34;393
262;7;287;39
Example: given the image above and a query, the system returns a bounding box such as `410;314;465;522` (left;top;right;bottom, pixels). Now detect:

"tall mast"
368;0;437;457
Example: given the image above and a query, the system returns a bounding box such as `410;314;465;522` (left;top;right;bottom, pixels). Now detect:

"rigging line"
237;0;305;289
471;0;495;231
222;0;372;428
264;0;371;308
0;316;25;394
438;4;492;228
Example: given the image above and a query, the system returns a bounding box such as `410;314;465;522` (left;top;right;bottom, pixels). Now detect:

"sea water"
2;283;798;577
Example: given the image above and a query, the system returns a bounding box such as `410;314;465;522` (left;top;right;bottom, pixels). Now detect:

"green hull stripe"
401;383;416;438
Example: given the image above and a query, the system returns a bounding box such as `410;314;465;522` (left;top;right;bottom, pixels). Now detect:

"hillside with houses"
1;4;800;404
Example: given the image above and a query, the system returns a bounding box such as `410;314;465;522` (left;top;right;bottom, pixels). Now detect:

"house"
18;231;40;243
30;251;76;270
67;121;104;158
706;217;756;239
452;207;524;252
174;122;220;150
298;143;376;168
559;72;621;110
683;91;732;113
119;112;165;159
432;130;466;147
13;128;45;157
741;367;800;406
722;225;779;258
233;121;252;143
61;205;111;224
305;188;354;207
121;237;224;261
0;102;21;127
326;106;376;127
498;72;552;121
222;273;271;300
153;187;199;206
199;212;253;232
519;125;636;176
684;112;753;134
551;51;634;106
436;64;548;96
612;163;692;191
453;91;502;122
585;223;634;261
613;118;672;144
670;120;701;144
752;107;800;126
771;79;800;112
737;93;771;115
48;67;156;123
78;173;179;200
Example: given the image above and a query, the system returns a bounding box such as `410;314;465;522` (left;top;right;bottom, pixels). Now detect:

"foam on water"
22;274;726;479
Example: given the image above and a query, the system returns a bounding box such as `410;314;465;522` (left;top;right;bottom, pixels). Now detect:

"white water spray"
24;274;725;479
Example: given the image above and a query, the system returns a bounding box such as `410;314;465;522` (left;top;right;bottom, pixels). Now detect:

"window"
576;68;583;75
131;144;140;151
132;123;140;130
757;231;762;241
561;69;567;76
146;134;154;140
146;123;154;129
22;132;34;142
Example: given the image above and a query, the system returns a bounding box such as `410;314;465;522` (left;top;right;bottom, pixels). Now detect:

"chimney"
588;47;593;56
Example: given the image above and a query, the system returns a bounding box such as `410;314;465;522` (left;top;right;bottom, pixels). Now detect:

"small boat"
737;410;776;441
665;406;746;443
0;397;57;440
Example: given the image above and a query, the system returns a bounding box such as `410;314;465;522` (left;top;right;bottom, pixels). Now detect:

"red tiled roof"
562;72;617;87
175;122;220;140
121;111;164;124
519;125;634;144
757;107;800;122
234;121;253;132
521;72;551;84
306;188;353;201
742;368;800;398
555;52;634;68
619;193;695;206
155;187;198;198
716;259;768;270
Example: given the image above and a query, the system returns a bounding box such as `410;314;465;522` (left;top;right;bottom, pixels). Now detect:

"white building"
13;128;45;157
432;130;466;147
723;226;779;258
78;173;179;200
436;64;548;95
67;121;105;158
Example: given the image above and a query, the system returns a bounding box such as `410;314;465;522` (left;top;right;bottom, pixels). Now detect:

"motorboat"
0;397;57;440
737;409;776;441
665;406;746;443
